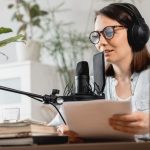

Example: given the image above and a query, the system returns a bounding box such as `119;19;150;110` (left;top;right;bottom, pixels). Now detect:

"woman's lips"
105;49;113;53
104;50;114;56
104;50;113;57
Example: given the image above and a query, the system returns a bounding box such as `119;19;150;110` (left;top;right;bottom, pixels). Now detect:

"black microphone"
61;59;105;102
75;61;90;95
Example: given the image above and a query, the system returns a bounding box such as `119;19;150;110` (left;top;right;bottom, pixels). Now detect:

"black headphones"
112;3;150;52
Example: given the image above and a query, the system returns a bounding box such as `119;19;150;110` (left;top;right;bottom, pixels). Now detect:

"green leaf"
17;23;27;34
40;10;48;16
15;13;24;22
0;34;25;47
30;4;40;18
8;4;14;9
0;27;12;34
32;18;40;27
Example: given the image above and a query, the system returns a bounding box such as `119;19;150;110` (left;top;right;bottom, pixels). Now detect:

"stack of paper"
0;119;57;138
62;100;134;140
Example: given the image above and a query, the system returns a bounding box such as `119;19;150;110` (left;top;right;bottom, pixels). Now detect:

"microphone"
75;61;90;95
61;59;105;101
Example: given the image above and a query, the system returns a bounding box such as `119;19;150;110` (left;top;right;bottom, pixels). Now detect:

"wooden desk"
0;141;150;150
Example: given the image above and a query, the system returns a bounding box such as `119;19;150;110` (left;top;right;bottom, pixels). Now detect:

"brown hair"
105;47;150;76
95;3;150;77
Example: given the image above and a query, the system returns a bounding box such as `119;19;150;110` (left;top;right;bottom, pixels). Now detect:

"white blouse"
104;67;150;140
105;68;150;112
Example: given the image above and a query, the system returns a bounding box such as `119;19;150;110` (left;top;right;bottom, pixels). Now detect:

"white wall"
0;0;94;64
0;0;150;64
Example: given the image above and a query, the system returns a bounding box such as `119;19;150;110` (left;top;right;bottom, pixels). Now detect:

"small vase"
16;39;41;62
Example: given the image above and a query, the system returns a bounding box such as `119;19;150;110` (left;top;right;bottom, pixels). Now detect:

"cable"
94;82;102;95
48;102;66;125
63;82;74;96
86;82;95;95
63;80;104;97
63;83;70;96
67;83;74;96
31;96;66;125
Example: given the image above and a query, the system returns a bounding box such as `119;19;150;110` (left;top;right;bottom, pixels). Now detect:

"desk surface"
0;141;150;150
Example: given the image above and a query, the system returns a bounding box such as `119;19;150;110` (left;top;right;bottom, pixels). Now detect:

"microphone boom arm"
0;85;59;104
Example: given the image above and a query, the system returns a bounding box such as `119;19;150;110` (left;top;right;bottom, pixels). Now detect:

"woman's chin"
105;57;113;63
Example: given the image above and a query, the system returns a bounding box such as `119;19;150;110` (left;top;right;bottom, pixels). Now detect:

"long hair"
95;3;150;77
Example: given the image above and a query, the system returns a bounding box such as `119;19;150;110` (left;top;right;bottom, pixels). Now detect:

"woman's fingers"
63;130;83;143
57;125;69;134
109;118;143;127
109;119;148;134
110;112;143;122
109;112;149;134
57;125;83;143
110;124;139;134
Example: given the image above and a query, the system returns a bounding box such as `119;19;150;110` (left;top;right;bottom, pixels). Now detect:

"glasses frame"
89;25;125;44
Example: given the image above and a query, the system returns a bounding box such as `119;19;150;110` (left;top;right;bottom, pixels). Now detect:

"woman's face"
95;15;133;64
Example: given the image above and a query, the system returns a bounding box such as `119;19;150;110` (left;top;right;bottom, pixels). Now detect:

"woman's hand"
109;112;149;135
57;125;83;143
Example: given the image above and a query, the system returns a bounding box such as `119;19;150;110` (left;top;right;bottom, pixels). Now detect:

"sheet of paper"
62;100;133;140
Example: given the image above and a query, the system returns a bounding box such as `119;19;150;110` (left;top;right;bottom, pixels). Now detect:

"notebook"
0;135;68;145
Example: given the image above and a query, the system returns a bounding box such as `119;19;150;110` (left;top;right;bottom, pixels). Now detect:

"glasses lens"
103;27;114;39
89;31;100;44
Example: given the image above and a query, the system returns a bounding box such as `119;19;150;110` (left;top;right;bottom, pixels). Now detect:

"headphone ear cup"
128;22;150;52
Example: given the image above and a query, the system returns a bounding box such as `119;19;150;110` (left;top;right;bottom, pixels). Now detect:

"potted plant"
8;1;91;88
0;27;24;58
8;0;49;62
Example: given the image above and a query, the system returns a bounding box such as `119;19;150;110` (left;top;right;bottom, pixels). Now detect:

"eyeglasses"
89;25;125;44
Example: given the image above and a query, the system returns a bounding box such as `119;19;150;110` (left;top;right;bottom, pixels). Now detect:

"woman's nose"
99;33;108;45
95;34;108;50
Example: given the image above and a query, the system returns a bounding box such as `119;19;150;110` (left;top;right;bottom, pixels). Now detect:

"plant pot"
16;40;41;62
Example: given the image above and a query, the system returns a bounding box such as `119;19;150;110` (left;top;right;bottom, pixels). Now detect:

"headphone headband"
111;3;150;52
112;3;143;24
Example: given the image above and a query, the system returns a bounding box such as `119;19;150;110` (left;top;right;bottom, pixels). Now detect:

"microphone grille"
76;61;89;76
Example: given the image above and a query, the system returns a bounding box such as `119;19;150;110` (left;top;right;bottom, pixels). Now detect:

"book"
0;135;68;145
0;119;57;136
0;119;68;145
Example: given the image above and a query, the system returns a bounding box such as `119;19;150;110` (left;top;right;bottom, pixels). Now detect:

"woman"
58;3;150;141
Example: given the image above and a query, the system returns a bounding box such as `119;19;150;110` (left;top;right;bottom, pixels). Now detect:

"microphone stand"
0;85;66;124
0;85;60;104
